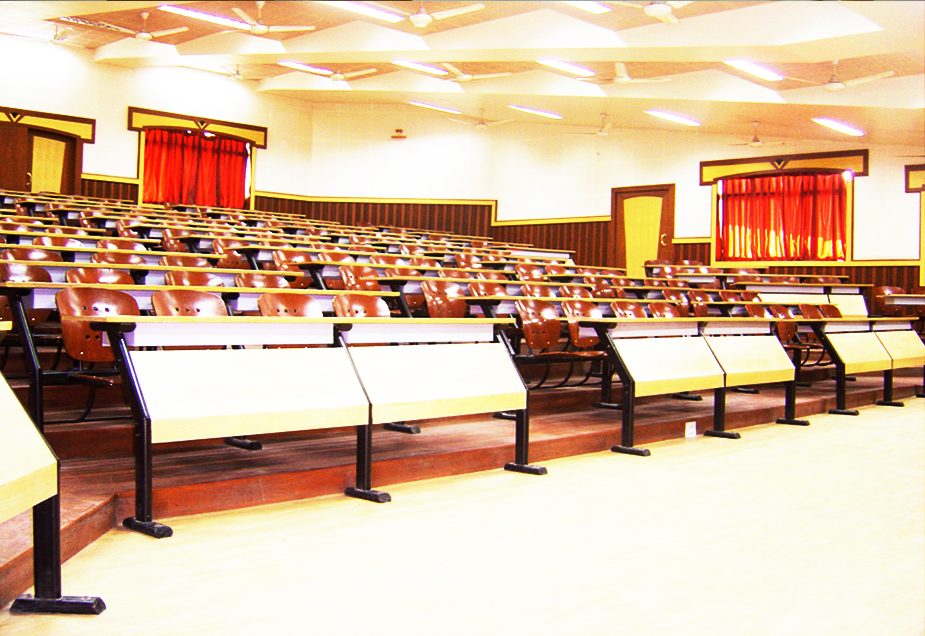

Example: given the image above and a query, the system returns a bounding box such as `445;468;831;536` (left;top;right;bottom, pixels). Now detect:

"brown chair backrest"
808;276;840;285
476;270;508;282
611;299;648;319
66;267;134;286
271;249;313;269
55;287;140;363
455;253;482;270
678;260;702;266
257;292;323;318
97;239;147;252
409;256;439;269
0;263;53;326
468;280;507;297
872;286;906;316
559;285;593;299
515;298;561;351
93;251;147;267
47;226;88;236
151;288;228;318
0;247;64;263
687;289;713;304
648;301;683;318
159;254;212;268
545;263;568;278
369;253;420;279
745;304;770;319
340;265;382;293
421;279;467;318
234;272;290;289
398;243;427;256
819;304;842;318
718;290;742;303
560;299;602;349
212;238;250;269
765;304;797;342
332;294;390;318
515;263;546;282
799;304;825;320
32;235;82;249
521;283;555;298
165;269;225;288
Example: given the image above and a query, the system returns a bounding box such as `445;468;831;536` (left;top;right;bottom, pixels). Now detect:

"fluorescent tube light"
278;61;332;75
645;110;700;127
723;60;783;82
392;60;448;76
409;102;462;115
560;2;611;14
158;5;250;30
813;118;864;137
537;59;595;78
508;105;563;120
314;1;405;23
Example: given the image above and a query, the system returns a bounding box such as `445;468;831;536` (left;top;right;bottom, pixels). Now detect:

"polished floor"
2;399;922;636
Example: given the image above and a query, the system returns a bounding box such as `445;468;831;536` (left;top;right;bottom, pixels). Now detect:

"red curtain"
717;172;847;261
143;129;249;208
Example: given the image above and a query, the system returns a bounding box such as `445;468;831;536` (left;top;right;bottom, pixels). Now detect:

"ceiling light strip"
813;118;864;137
645;110;700;127
537;59;595;78
392;60;448;76
509;105;563;120
158;5;250;30
723;60;783;82
409;102;462;115
279;61;332;75
314;1;405;23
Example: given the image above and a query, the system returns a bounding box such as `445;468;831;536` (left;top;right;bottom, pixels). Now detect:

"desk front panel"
757;292;829;307
613;337;725;397
348;342;525;424
826;294;869;318
704;335;794;387
130;348;369;444
0;378;57;524
825;332;893;374
875;330;925;369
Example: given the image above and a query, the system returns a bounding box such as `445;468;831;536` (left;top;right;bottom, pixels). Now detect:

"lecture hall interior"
0;1;923;634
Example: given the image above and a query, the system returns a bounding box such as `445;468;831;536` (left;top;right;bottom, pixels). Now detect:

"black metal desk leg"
612;384;650;456
345;424;391;503
504;406;547;475
704;387;740;439
918;365;925;399
876;369;904;407
829;363;859;416
777;380;810;426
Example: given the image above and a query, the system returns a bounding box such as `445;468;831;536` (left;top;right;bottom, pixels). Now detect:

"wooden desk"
0;319;105;614
76;315;542;538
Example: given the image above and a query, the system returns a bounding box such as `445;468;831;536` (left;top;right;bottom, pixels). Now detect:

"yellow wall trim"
491;214;610;227
2;106;95;142
255;190;496;209
82;173;139;185
128;107;267;148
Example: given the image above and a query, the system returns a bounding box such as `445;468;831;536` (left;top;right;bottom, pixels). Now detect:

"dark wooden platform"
1;368;922;608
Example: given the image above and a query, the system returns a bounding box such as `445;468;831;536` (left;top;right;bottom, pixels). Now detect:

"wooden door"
612;184;675;278
0;124;80;194
0;122;30;192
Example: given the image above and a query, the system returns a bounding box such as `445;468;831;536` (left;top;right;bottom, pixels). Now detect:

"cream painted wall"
0;33;920;260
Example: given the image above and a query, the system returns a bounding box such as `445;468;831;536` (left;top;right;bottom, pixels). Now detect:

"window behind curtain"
717;171;848;261
143;128;249;208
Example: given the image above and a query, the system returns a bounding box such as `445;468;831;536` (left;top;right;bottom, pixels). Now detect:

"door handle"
660;233;667;246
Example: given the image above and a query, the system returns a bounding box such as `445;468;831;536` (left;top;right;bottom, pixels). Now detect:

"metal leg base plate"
224;436;262;451
704;430;741;439
491;410;518;421
671;391;703;401
345;487;391;503
383;422;421;434
828;408;860;416
592;401;622;410
732;386;759;394
776;418;811;426
611;445;651;457
11;595;106;615
504;462;547;475
876;400;904;407
122;517;173;538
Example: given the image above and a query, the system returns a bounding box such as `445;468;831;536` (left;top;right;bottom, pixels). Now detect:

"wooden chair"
559;284;593;299
165;269;225;288
611;299;648;319
159;254;212;268
687;289;714;318
97;238;147;252
32;235;82;250
369;253;425;314
212;238;252;269
808;276;841;285
65;267;134;286
332;293;391;318
521;283;556;298
47;226;89;237
340;264;384;293
872;286;907;317
53;287;139;423
234;272;290;289
658;290;690;317
768;304;828;375
514;262;546;282
0;263;63;371
257;292;324;347
0;247;64;263
161;227;195;253
420;279;468;318
409;256;439;270
476;270;508;282
648;301;683;318
584;277;617;299
454;253;482;270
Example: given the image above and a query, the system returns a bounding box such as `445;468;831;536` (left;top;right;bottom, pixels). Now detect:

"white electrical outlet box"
685;421;697;438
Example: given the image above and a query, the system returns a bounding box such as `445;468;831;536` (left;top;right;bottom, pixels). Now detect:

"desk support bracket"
703;387;741;440
504;407;547;476
776;380;811;426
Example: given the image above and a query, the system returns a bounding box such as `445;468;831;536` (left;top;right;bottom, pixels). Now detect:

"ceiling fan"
731;122;786;148
279;62;377;81
450;109;513;129
580;62;672;85
369;2;486;28
608;1;692;24
59;12;189;41
441;63;511;83
568;114;616;136
786;60;895;92
159;2;315;37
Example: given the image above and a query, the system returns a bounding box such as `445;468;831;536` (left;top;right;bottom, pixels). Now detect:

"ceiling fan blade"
667;1;692;8
342;68;377;79
448;118;475;126
97;21;138;35
609;2;645;9
441;63;463;77
653;11;678;24
469;72;512;80
267;25;317;32
843;70;895;87
150;26;189;38
232;7;259;26
614;62;630;79
485;118;513;127
431;3;486;20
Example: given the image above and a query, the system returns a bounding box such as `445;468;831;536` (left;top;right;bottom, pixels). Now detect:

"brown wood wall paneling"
253;196;494;239
493;221;612;267
675;242;712;266
81;178;138;203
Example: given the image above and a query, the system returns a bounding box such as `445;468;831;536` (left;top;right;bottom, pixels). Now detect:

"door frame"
610;184;676;271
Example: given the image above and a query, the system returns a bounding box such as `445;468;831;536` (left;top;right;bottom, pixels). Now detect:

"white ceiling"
1;1;923;149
